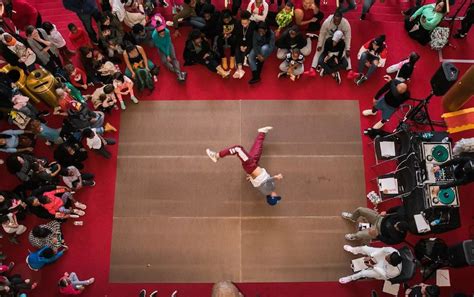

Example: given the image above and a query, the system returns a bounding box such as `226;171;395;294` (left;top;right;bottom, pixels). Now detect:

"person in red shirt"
58;272;94;295
2;0;42;31
294;0;324;34
65;63;88;90
68;23;91;49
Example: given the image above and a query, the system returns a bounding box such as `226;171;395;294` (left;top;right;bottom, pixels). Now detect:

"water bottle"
430;219;441;226
421;132;434;140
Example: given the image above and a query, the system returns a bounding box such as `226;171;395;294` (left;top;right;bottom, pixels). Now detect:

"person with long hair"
405;0;447;45
123;41;159;91
25;25;62;73
354;34;388;85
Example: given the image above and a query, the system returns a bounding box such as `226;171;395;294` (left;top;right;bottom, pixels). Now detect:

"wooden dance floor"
110;100;366;283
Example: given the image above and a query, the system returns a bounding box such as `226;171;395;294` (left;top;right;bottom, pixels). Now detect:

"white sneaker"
341;212;354;221
362;109;377;116
165;21;174;26
73;209;86;216
373;120;385;129
257;126;273;133
206;149;218;163
343;245;353;252
69;214;80;219
339;276;353;284
345;234;357;241
171;290;178;297
131;96;139;104
74;202;87;210
153;75;158;82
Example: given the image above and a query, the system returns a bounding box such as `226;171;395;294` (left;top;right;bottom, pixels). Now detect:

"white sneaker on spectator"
257;126;273;133
74;202;87;210
345;233;357;241
339;276;353;284
73;209;85;216
362;109;377;116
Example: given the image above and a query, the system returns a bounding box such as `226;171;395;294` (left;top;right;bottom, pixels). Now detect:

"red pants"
219;132;266;174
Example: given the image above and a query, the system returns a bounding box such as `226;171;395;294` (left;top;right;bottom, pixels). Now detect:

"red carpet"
1;0;473;296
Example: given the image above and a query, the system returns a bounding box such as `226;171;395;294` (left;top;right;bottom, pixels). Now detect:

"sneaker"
356;75;367;86
453;33;466;39
69;214;80;219
131;96;139;104
335;72;341;84
360;13;366;20
165;21;174;26
45;140;52;146
257;126;273;133
277;71;287;78
345;233;357;241
74;202;87;210
150;290;158;297
90;181;96;187
319;68;324;77
343;244;353;252
339;276;352;284
304;67;317;77
362;109;377;116
87;278;95;285
341;211;354;221
120;101;126;110
153;75;158;82
306;32;318;39
139;289;147;297
206;149;218;163
171;290;178;297
72;209;86;216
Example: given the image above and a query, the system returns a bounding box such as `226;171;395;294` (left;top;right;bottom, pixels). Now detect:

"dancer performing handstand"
206;126;283;205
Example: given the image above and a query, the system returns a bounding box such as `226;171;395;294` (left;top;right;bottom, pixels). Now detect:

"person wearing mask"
341;206;409;244
339;245;402;283
233;10;255;79
362;76;409;129
386;51;420;82
311;11;351;73
354;34;388;85
248;22;275;84
275;25;311;60
62;0;101;45
294;0;324;34
152;22;187;82
206;126;284;206
314;30;347;84
405;0;447;45
183;29;231;78
247;0;269;23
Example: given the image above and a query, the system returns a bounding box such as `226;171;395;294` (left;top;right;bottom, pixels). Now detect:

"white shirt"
48;25;66;48
86;129;103;149
349;246;402;280
110;0;125;22
250;168;271;188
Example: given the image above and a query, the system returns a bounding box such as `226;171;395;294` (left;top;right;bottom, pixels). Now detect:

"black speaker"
430;62;459;96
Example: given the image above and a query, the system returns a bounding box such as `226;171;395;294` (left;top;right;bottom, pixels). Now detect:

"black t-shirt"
374;79;410;108
378;207;407;245
408;286;423;297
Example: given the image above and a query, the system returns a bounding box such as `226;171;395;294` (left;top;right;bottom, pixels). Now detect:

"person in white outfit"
339;245;402;284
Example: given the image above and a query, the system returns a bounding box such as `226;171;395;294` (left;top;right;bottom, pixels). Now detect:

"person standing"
25;25;62;73
362;76;409;129
206;126;284;206
63;0;101;45
454;3;473;39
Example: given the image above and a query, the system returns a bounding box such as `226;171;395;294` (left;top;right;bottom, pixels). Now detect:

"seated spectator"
200;3;221;43
27;246;67;271
276;25;311;60
152;22;187;82
113;73;138;110
5;154;48;185
25;25;62;74
27;188;86;219
28;119;63;146
216;9;237;71
311;11;351;71
247;0;269;23
0;129;35;153
88;84;118;112
354;34;387;85
183;29;231;78
54;87;78;116
28;220;65;252
405;0;447;45
99;25;124;62
386;51;420;82
453;3;473;39
1;212;27;243
64;63;89;91
132;24;154;47
66;101;106;131
362;76;409;129
82;128;116;159
294;0;324;34
123;0;147;29
68;23;91;49
1;33;37;73
123;42;159;91
42;21;75;65
172;0;206;38
54;141;88;170
10;94;49;122
0;274;37;294
312;30;348;84
278;48;304;81
93;49;120;84
58;272;95;295
432;155;474;189
79;47;100;83
248;22;275;84
0;190;27;219
339;245;402;283
60;166;95;190
341;206;409;244
233;11;255;79
275;1;295;37
405;283;440;297
100;11;124;42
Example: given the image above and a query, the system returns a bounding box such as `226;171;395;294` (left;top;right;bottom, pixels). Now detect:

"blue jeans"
189;16;206;29
358;52;378;79
362;0;375;14
248;45;274;71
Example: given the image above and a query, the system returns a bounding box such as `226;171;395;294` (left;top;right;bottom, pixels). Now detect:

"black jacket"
183;39;214;65
275;30;307;50
235;21;256;48
378;206;408;245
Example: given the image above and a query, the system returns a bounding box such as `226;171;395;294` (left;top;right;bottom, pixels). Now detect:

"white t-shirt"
86;129;102;149
250;168;271;187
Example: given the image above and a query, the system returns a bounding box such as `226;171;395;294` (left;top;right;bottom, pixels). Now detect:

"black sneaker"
360;13;366;20
453;33;466;39
356;75;367;86
150;290;158;297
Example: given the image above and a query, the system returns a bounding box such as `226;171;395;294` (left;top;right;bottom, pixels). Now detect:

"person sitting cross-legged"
315;30;348;84
339;245;402;284
278;48;304;81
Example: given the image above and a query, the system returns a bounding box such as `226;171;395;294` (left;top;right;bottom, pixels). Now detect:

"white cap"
332;30;344;42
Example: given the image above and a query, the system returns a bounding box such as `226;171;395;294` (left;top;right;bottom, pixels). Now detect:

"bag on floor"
134;68;154;91
430;27;450;50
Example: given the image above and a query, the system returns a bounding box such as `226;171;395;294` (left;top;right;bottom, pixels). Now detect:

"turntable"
422;142;454;183
425;185;459;208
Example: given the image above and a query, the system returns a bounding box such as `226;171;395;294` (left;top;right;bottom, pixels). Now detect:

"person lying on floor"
339;245;402;284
